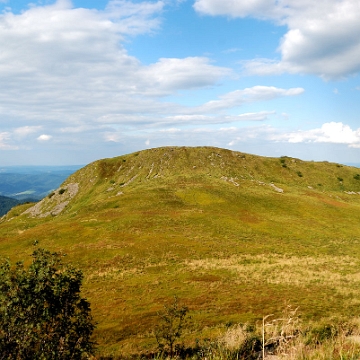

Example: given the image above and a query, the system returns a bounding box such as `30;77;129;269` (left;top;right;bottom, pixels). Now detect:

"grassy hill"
2;146;360;357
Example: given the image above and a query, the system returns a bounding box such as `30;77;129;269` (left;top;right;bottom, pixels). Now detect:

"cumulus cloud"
37;134;53;142
272;122;360;148
0;0;314;164
140;57;231;95
195;0;360;78
0;0;231;134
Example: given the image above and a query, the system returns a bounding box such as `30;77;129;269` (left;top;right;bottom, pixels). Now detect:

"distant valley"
0;165;82;216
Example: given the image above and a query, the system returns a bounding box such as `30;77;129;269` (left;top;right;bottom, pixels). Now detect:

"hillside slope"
2;146;360;356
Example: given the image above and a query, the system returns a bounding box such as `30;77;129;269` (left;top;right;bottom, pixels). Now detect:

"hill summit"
2;146;360;356
7;146;360;220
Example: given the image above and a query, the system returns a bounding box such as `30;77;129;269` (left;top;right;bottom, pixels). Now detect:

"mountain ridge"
8;146;360;220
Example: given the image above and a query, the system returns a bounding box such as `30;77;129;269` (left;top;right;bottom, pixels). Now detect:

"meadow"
2;146;360;358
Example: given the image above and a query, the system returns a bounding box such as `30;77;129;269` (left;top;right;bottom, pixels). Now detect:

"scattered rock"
270;183;284;193
221;176;239;187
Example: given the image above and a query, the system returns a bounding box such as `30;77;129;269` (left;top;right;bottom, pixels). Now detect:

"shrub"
354;174;360;180
154;296;190;357
0;248;96;359
306;323;337;345
59;188;66;195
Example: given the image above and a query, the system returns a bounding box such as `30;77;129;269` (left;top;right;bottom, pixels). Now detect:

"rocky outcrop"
23;183;79;218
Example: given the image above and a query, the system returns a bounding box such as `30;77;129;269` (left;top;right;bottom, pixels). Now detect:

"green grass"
2;146;360;357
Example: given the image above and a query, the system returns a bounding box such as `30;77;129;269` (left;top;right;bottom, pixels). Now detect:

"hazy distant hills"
0;195;21;216
2;147;360;356
0;165;82;201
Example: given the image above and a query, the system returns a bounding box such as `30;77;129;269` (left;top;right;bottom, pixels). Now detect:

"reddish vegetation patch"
306;192;348;208
238;210;261;224
190;275;222;282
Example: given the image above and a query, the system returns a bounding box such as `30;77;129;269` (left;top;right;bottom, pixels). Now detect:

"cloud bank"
0;0;359;165
0;0;307;156
194;0;360;79
273;122;360;148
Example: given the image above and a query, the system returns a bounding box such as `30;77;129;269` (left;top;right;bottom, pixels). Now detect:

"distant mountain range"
0;165;82;216
0;195;21;216
0;165;82;199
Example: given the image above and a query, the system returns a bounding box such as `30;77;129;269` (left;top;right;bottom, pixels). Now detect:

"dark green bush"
306;324;337;345
0;248;96;359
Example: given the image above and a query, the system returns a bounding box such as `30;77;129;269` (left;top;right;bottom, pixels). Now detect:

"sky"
1;0;360;165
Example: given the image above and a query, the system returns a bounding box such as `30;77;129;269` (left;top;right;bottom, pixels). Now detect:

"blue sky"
1;0;360;165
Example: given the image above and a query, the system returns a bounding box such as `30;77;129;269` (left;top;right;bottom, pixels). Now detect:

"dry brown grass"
185;254;360;295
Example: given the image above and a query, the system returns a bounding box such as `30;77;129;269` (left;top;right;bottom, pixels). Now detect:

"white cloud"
13;126;42;138
105;0;164;35
104;133;122;142
161;111;276;126
141;57;231;95
272;122;360;147
0;0;231;133
37;134;52;141
197;86;304;113
138;121;360;149
195;0;360;78
194;0;281;19
0;132;12;149
159;128;182;133
0;1;321;164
